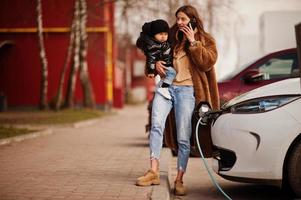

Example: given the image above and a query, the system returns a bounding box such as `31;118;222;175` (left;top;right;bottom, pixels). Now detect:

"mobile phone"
188;19;197;30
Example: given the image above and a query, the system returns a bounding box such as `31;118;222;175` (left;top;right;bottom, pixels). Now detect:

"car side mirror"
243;70;264;84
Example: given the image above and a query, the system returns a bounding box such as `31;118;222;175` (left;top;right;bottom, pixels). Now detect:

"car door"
239;51;299;94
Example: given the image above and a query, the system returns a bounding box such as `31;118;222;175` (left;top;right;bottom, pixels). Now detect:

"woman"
136;5;219;196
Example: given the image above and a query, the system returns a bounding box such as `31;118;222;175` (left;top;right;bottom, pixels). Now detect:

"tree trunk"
65;0;81;108
167;0;180;24
79;0;96;108
36;0;49;110
207;0;214;33
55;8;76;110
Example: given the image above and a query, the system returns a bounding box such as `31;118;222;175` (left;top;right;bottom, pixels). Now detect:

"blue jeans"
149;85;195;172
162;67;176;85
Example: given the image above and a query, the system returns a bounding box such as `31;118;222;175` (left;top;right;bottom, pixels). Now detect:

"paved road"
0;105;155;200
0;104;294;200
170;157;290;200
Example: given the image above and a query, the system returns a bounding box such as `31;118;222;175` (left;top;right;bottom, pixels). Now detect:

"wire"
195;117;232;200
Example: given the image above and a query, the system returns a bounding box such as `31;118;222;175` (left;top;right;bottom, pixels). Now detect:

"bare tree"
79;0;96;108
207;0;214;33
118;0;139;35
64;0;95;109
55;7;76;110
65;0;81;108
167;0;180;24
115;0;237;41
36;0;49;110
204;0;238;35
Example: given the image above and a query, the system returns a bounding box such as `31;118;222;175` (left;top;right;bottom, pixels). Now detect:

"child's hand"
155;61;167;77
148;74;155;78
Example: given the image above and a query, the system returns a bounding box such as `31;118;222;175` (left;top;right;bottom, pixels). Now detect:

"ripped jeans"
149;84;195;172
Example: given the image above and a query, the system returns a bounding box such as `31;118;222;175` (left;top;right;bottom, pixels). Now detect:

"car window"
257;53;298;80
219;59;256;82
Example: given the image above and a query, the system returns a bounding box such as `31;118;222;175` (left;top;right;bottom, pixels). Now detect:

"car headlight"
230;95;300;114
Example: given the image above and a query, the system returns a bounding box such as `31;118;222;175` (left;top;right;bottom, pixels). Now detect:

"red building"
130;47;155;102
0;0;121;109
117;35;155;105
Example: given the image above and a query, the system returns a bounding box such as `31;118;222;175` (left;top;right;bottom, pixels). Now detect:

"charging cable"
195;116;232;200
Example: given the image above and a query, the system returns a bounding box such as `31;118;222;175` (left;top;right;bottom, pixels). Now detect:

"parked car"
200;78;301;197
218;48;299;104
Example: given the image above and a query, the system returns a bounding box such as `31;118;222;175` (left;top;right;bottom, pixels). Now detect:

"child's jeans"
162;67;176;85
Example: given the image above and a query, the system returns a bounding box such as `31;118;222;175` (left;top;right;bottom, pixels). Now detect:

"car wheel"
287;140;301;197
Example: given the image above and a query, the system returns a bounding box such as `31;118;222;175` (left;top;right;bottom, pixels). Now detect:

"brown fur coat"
164;34;220;157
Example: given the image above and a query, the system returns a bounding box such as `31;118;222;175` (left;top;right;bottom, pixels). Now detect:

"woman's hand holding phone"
179;23;196;43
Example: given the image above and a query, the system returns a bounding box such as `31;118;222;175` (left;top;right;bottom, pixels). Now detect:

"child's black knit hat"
142;19;169;37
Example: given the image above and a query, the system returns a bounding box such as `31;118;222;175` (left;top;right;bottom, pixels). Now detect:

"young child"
136;19;176;100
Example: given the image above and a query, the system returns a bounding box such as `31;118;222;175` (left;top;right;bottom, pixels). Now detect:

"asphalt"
0;104;173;200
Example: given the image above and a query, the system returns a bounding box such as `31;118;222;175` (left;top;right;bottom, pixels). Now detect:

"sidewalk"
0;104;172;200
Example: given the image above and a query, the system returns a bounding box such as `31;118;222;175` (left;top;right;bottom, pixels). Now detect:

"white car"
210;78;301;197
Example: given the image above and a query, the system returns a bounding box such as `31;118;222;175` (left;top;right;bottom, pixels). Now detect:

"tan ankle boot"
174;180;187;196
136;169;160;186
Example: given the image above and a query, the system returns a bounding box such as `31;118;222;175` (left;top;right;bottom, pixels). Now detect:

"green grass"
0;126;36;139
0;109;108;125
0;109;110;139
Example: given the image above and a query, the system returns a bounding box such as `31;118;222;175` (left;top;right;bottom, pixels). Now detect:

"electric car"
210;78;301;197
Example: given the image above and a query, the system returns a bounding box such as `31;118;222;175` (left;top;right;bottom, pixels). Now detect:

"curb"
72;118;102;128
0;128;53;146
0;118;102;146
151;148;173;200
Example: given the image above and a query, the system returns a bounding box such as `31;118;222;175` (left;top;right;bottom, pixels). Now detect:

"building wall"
130;47;155;102
0;0;116;108
260;11;301;54
215;0;301;80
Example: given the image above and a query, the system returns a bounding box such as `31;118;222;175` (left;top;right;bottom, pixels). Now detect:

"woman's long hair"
169;5;213;53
